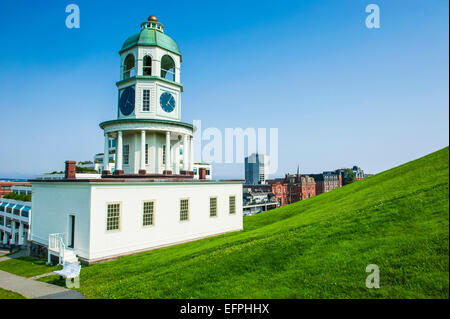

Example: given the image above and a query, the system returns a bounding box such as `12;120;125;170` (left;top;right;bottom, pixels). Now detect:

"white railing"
36;173;101;180
48;233;72;265
36;173;65;180
48;233;65;260
74;173;101;179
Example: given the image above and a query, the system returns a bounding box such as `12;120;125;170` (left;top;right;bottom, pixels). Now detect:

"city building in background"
299;175;316;200
245;153;269;185
0;181;31;197
242;185;277;216
268;181;288;206
193;163;212;180
310;171;342;195
352;166;365;180
267;166;317;204
78;151;116;174
0;186;32;248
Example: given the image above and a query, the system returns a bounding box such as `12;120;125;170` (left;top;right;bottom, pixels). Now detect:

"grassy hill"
76;147;449;298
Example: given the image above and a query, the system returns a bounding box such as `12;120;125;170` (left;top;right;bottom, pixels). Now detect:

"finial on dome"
141;15;164;32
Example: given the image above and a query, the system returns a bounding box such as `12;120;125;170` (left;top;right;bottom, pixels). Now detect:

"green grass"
0;287;25;299
37;274;67;287
0;257;61;278
50;148;450;298
76;147;449;299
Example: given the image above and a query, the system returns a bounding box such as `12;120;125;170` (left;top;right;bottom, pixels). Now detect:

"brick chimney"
199;167;206;180
65;161;76;179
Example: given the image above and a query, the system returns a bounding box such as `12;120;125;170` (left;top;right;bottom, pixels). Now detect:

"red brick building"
268;181;288;206
267;169;316;205
0;181;31;197
310;172;341;195
299;175;316;199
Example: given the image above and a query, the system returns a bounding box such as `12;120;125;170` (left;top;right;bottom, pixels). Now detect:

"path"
0;270;85;299
0;249;85;299
0;249;27;262
29;272;55;280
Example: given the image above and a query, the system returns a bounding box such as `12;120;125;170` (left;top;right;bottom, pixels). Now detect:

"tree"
75;166;99;174
343;168;356;185
3;192;32;202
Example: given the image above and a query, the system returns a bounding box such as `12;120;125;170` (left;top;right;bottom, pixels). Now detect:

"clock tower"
117;15;182;121
100;16;194;177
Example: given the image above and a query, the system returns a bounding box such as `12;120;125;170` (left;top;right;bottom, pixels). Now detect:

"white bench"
54;261;81;279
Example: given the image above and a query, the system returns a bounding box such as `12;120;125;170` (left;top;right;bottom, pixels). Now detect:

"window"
123;54;135;79
210;197;217;217
123;145;129;165
180;199;189;221
206;169;210;176
145;144;149;165
229;196;236;214
143;55;152;76
161;55;175;81
106;203;120;231
142;89;150;111
0;216;4;226
21;210;29;218
143;201;154;226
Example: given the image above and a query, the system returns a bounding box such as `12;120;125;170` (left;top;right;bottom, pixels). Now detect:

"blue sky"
0;0;448;179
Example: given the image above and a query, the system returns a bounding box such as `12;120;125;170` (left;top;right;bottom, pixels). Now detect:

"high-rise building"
245;153;269;185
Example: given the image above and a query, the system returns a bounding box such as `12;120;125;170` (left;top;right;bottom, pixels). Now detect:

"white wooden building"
30;16;243;264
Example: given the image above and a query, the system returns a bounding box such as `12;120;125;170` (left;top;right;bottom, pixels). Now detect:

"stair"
62;248;79;264
48;233;80;265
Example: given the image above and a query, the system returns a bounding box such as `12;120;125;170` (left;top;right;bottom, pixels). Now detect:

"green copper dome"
120;28;181;56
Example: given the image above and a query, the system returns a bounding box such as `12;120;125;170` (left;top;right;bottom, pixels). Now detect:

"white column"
183;134;189;171
137;58;143;76
165;131;171;172
116;131;123;171
174;143;180;174
103;133;109;172
11;222;16;244
3;233;8;244
140;130;146;171
189;136;194;171
18;222;24;245
175;66;181;83
154;59;161;78
151;133;157;174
